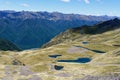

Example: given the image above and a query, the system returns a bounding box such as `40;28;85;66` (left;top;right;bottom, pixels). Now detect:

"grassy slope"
12;28;120;79
0;28;120;80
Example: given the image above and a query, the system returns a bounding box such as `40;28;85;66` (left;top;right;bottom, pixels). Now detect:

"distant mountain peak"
113;18;120;21
0;10;118;21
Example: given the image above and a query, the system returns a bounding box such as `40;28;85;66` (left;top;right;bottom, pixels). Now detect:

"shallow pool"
48;54;62;58
57;58;91;63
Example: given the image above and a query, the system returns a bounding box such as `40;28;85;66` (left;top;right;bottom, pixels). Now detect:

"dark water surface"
49;54;62;58
54;65;64;70
57;58;91;63
75;46;105;53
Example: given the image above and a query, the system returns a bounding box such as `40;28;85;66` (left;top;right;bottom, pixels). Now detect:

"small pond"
57;58;91;63
82;42;89;44
75;46;105;53
91;50;105;53
113;44;120;47
48;54;62;58
54;65;64;70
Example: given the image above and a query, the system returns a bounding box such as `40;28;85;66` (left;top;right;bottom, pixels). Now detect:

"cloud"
61;0;71;2
20;3;30;7
61;0;100;4
78;0;90;4
84;0;90;4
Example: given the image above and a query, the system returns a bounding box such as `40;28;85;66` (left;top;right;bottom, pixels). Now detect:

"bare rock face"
2;76;13;80
55;73;72;77
29;75;42;80
20;66;33;76
74;75;120;80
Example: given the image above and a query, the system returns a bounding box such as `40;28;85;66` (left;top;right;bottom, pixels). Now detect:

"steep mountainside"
72;18;120;34
0;11;116;49
0;38;20;51
42;18;120;48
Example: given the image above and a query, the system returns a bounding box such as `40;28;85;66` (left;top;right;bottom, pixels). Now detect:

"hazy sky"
0;0;119;16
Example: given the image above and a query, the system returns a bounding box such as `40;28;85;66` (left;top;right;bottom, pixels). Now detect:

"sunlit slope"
15;28;120;79
42;18;120;48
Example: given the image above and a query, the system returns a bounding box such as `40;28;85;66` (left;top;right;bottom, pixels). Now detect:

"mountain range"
0;10;117;49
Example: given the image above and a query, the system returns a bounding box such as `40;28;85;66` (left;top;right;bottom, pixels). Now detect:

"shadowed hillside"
0;38;20;51
72;18;120;34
